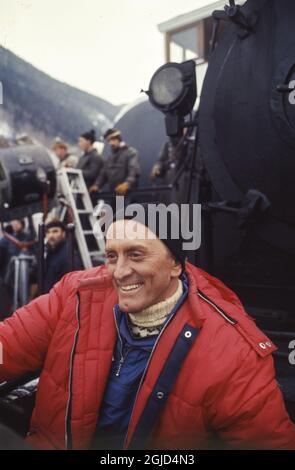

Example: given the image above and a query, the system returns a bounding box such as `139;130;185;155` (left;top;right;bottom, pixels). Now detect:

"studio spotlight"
147;60;197;136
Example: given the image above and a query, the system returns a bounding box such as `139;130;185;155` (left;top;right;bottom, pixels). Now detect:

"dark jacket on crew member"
95;143;140;191
77;148;104;189
44;239;81;293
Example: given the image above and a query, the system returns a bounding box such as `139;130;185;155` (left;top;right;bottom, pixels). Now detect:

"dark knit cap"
112;202;186;268
45;219;66;232
80;129;96;143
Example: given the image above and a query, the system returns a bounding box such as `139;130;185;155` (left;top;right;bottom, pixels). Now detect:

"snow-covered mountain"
0;46;120;145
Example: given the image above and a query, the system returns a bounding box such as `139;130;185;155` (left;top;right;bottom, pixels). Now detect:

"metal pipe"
37;223;45;295
66;223;75;272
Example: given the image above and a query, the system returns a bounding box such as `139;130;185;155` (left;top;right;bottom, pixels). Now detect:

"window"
168;22;205;64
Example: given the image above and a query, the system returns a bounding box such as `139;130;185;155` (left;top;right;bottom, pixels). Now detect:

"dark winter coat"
95;144;140;190
44;239;81;293
77;148;104;188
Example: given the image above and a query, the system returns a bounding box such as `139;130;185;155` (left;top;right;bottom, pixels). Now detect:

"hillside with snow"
0;46;120;145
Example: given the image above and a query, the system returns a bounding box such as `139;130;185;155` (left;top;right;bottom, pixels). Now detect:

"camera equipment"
0;144;56;221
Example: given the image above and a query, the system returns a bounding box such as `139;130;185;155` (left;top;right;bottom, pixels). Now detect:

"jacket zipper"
115;346;152;377
115;348;133;377
65;293;81;450
122;307;180;449
113;306;124;375
113;307;134;377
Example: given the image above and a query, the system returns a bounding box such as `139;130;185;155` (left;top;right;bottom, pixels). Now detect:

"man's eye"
105;253;117;262
129;252;143;259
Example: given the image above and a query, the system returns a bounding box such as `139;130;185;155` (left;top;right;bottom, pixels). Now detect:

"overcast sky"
0;0;216;105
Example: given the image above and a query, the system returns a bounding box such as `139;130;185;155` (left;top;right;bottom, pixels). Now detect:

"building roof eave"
158;0;245;33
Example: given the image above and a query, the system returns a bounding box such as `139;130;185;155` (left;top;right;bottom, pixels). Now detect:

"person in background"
77;129;104;190
44;219;82;293
150;129;189;205
150;127;188;183
89;128;140;196
150;137;181;183
52;139;78;169
0;220;36;315
0;220;31;280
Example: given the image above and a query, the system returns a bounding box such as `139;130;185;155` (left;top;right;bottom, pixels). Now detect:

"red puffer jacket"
0;263;294;450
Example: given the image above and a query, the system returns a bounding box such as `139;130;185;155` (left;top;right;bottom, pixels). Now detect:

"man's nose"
113;257;132;281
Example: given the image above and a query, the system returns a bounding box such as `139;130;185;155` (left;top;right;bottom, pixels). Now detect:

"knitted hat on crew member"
80;129;96;143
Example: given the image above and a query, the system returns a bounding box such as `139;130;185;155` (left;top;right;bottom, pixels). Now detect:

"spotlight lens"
150;67;183;106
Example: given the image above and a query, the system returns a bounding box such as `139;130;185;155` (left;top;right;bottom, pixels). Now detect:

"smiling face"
105;219;182;313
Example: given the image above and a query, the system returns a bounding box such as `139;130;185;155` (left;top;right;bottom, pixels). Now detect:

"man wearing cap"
89;128;140;196
44;219;82;293
77;129;104;190
0;202;295;450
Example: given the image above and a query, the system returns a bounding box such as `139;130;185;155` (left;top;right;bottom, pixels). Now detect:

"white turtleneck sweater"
127;280;183;338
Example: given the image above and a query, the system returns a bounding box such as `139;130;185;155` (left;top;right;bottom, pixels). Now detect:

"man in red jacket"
0;203;295;450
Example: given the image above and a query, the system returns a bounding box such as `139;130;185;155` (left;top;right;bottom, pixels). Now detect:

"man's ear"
171;257;182;278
